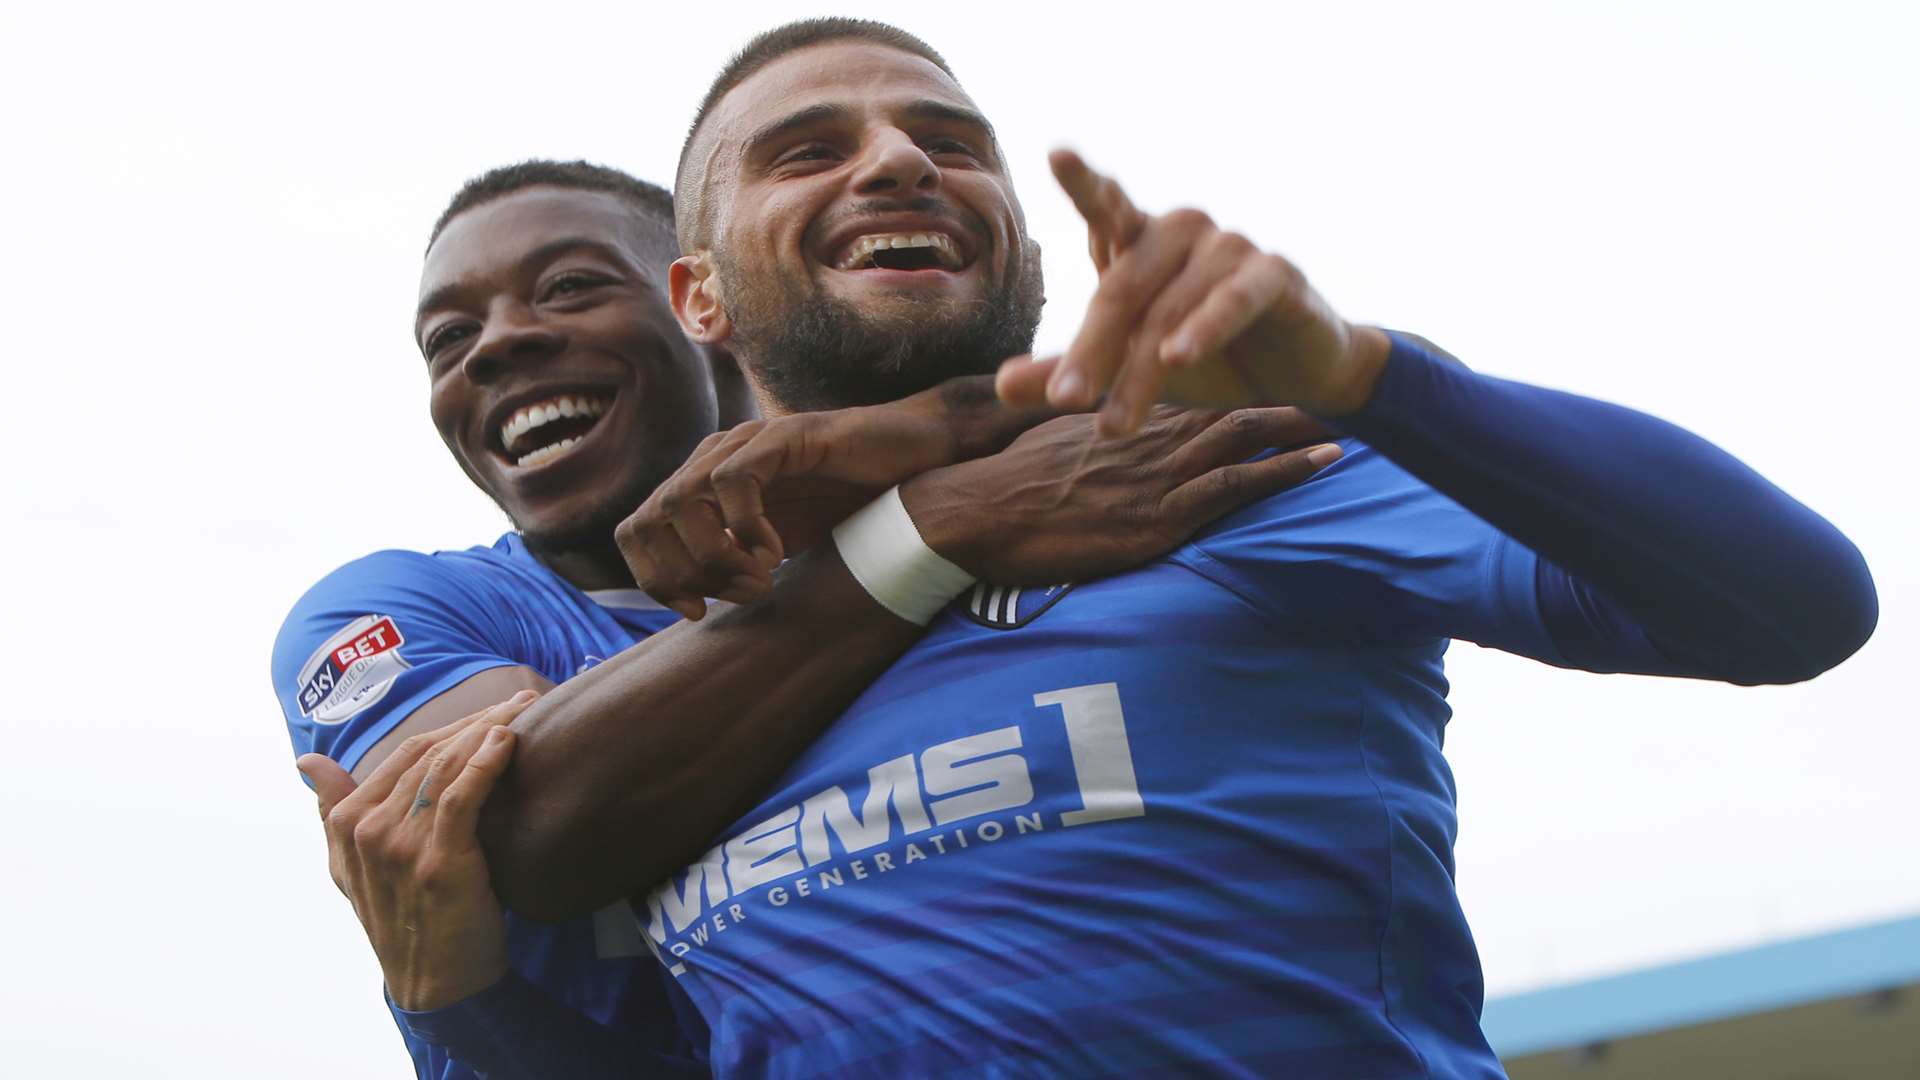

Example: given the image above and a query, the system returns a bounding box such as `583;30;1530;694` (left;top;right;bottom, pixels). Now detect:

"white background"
1;1;1914;1074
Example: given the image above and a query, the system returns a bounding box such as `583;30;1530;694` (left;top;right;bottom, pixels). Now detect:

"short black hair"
674;18;956;250
427;159;677;255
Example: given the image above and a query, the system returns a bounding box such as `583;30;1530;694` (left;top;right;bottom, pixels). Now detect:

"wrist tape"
832;486;976;625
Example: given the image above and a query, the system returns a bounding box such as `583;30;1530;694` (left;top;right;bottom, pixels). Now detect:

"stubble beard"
720;246;1045;414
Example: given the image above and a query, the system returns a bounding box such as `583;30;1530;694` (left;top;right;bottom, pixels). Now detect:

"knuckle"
1095;274;1146;312
710;457;748;486
324;805;357;840
1218;278;1259;311
350;817;386;852
414;855;450;886
437;787;473;818
1207;229;1254;258
1269;253;1305;291
1166;207;1214;234
1224;409;1264;435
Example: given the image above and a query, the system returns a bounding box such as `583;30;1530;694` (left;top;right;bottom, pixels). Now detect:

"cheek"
426;378;470;450
743;191;820;262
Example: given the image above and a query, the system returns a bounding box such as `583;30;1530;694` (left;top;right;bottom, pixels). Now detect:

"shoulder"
269;541;535;764
1171;437;1520;635
270;543;517;678
1191;437;1440;551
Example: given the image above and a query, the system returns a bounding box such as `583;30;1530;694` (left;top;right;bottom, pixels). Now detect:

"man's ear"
670;253;733;344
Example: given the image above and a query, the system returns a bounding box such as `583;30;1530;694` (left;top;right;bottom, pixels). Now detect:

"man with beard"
278;160;1336;1077
588;17;1876;1077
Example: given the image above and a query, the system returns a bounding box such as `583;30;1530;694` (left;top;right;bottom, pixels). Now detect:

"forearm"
1337;333;1876;683
482;545;924;919
394;973;704;1079
933;372;1060;460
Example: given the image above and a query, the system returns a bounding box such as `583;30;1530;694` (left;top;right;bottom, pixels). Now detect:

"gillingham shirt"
272;533;705;1080
643;441;1584;1079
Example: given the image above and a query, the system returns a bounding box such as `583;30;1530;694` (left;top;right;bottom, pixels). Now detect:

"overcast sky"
2;1;1914;1074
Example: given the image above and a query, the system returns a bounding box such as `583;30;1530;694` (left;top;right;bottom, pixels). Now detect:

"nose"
460;297;565;384
851;128;940;197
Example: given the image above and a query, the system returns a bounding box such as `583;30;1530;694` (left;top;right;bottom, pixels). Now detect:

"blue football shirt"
640;440;1595;1078
272;533;706;1079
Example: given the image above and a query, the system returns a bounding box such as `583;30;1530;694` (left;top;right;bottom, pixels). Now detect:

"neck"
528;539;635;592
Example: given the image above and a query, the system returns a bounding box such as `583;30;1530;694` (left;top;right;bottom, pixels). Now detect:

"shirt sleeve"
392;972;708;1080
1331;332;1876;684
271;549;525;772
1180;332;1875;684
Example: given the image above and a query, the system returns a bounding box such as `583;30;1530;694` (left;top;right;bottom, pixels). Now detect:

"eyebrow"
901;99;997;146
741;103;854;160
739;99;1000;162
415;235;631;327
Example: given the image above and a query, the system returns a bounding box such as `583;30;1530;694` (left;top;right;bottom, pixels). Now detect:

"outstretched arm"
1001;152;1875;684
1332;333;1875;683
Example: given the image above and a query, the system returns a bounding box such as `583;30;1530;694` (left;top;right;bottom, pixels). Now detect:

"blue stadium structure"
1487;914;1920;1077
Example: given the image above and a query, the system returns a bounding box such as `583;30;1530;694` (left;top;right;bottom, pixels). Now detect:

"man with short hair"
605;17;1874;1076
279;158;1335;1077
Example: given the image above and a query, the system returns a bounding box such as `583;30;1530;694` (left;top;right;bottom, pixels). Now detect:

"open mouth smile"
493;391;613;469
831;230;967;272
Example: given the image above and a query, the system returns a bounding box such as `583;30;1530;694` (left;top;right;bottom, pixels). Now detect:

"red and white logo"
295;615;410;724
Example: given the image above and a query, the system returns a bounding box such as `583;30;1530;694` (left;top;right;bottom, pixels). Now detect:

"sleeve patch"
295;615;410;724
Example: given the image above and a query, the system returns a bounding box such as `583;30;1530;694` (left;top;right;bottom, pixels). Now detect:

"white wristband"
832;486;977;625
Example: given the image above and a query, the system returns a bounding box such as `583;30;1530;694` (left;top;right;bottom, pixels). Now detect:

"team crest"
295;614;410;724
958;582;1076;630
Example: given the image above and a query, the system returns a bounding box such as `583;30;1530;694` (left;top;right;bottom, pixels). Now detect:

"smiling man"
610;17;1882;1077
275;158;1337;1078
672;21;1039;422
275;162;735;1079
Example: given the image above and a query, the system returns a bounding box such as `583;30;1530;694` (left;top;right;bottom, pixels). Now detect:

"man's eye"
923;138;977;158
780;144;837;166
424;323;474;357
544;273;605;299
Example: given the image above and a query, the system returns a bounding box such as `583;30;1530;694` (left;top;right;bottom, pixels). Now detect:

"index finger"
1050;149;1147;270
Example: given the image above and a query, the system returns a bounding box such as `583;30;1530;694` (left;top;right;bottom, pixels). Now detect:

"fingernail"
1306;443;1344;467
1162;336;1193;365
1050;369;1085;405
511;689;537;705
487;726;511;744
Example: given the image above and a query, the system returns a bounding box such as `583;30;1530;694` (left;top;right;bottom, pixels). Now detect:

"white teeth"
499;394;611;453
834;231;963;270
515;436;582;468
